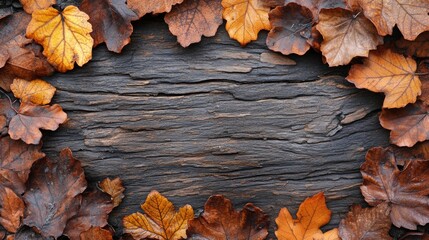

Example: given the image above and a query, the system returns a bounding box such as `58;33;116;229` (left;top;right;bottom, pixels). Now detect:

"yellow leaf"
26;6;93;72
123;190;194;240
10;78;56;105
222;0;270;46
20;0;55;14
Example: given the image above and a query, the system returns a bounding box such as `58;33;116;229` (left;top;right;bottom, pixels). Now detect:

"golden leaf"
10;78;56;105
20;0;55;14
99;177;125;208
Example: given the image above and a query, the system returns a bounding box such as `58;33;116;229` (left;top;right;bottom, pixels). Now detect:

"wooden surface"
42;17;390;234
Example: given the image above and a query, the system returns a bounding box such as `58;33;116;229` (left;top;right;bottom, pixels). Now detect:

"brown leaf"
8;102;67;145
339;204;392;240
14;226;46;240
0;169;26;196
188;195;269;240
64;187;114;240
23;148;87;238
0;6;13;20
266;3;313;55
10;78;56;105
395;32;429;58
99;177;125;208
316;8;383;66
379;101;429;147
361;147;429;229
165;0;223;48
80;227;113;240
346;48;421;109
0;188;25;233
127;0;184;18
357;0;429;40
418;60;429;105
19;0;55;14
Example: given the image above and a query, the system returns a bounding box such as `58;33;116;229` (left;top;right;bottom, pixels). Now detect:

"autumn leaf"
8;101;67;145
26;6;93;72
80;227;113;240
339;204;392;240
346;48;421;109
275;192;334;240
361;147;429;229
187;195;269;240
127;0;184;18
418;61;429;105
165;0;223;48
19;0;55;14
222;0;271;46
358;0;429;40
10;78;55;105
123;190;194;240
316;8;383;67
0;187;25;233
23;148;87;238
0;6;13;20
0;169;26;196
99;177;125;208
13;226;46;240
395;32;429;58
80;0;138;53
266;3;313;56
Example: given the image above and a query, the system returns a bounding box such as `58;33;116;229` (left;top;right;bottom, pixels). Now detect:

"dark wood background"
42;17;390;235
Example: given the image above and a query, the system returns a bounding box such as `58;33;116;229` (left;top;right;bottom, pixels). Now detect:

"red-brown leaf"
0;188;25;233
80;227;113;240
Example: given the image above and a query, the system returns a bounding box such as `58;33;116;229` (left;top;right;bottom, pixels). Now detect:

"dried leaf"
339;204;392;240
23;148;87;238
165;0;223;47
99;177;125;208
187;195;269;240
0;188;25;233
275;192;333;240
358;0;429;40
396;32;429;58
8;102;67;145
346;48;421;109
266;3;313;55
418;61;429;105
0;6;13;20
361;147;429;229
10;78;55;105
14;226;46;240
19;0;55;14
80;227;113;240
123;190;194;240
0;169;26;196
26;6;93;72
222;0;271;46
127;0;184;18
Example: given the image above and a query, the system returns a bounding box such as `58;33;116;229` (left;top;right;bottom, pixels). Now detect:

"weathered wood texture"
42;18;390;234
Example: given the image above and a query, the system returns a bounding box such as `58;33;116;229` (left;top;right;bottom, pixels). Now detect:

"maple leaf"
123;190;194;240
358;0;429;40
8;101;67;145
99;177;125;208
266;3;313;56
80;227;113;240
222;0;271;46
23;148;87;238
187;195;269;240
164;0;223;48
19;0;55;14
26;6;93;72
361;147;429;229
346;48;421;109
10;78;56;105
339;204;392;240
0;187;25;233
396;32;429;58
127;0;184;18
275;192;334;240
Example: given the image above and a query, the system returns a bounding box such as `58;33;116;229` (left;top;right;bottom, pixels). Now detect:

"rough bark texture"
42;18;389;234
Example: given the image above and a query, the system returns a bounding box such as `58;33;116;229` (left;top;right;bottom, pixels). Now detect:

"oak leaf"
99;177;125;208
127;0;184;18
165;0;223;48
339;204;392;240
360;147;429;229
316;8;383;66
222;0;271;46
187;195;269;240
26;6;93;72
123;190;194;240
275;192;334;240
266;3;313;55
346;48;421;109
358;0;429;40
396;32;429;58
19;0;55;14
8;102;67;145
10;78;55;105
23;148;87;238
0;187;25;233
80;227;113;240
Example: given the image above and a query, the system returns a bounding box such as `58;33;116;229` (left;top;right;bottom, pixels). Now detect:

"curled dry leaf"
26;6;93;72
99;177;125;208
347;48;421;109
187;195;269;240
222;0;271;46
127;0;184;18
80;0;138;53
19;0;55;14
123;190;194;240
80;227;113;240
23;148;87;238
165;0;223;48
10;78;55;105
266;3;313;56
0;187;25;233
361;147;429;229
339;203;392;240
396;32;429;58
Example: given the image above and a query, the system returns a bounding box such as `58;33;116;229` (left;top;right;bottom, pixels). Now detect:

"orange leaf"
10;78;56;105
0;187;24;233
127;0;184;18
99;177;125;208
123;190;194;240
19;0;55;14
222;0;271;46
346;48;421;109
80;227;113;240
